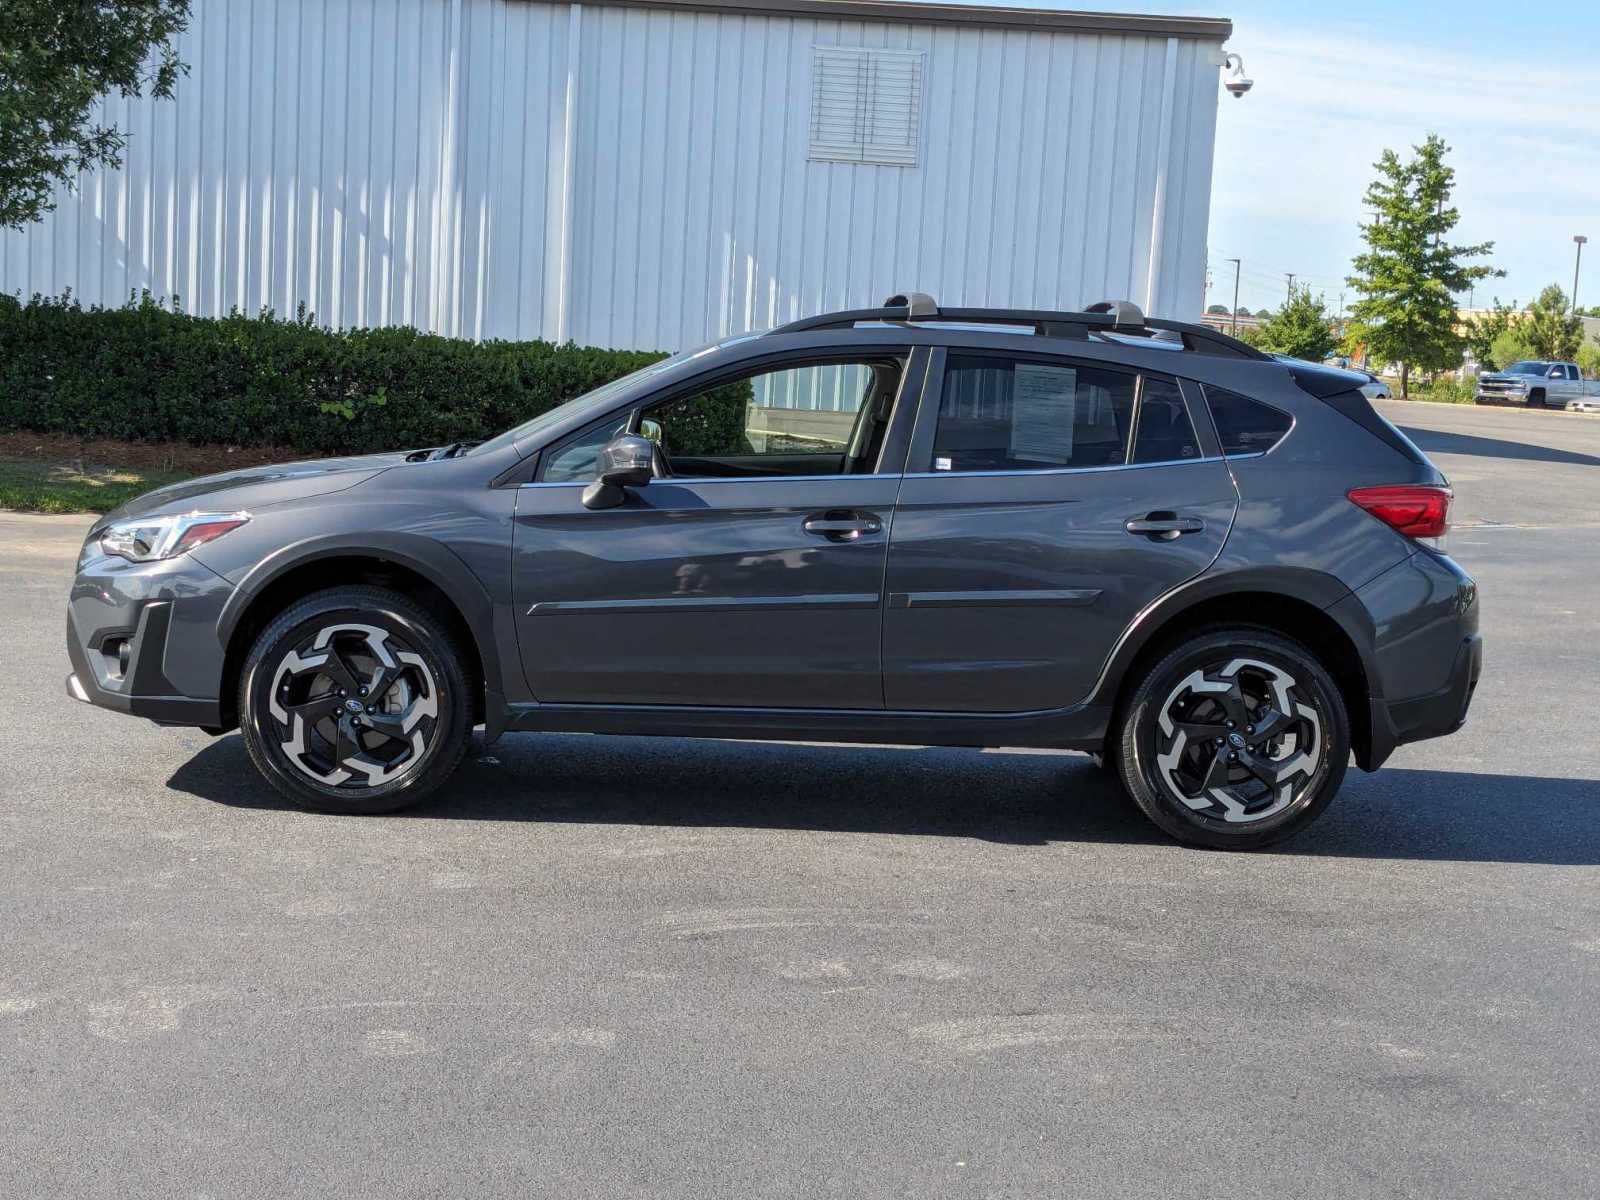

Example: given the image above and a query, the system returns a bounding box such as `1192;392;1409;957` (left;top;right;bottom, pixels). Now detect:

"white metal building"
0;0;1233;352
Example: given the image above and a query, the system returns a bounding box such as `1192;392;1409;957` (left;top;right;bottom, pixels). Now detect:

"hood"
1479;373;1529;383
101;451;411;525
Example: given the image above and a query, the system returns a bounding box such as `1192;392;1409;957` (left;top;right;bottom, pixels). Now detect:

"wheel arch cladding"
1102;577;1376;771
216;535;498;732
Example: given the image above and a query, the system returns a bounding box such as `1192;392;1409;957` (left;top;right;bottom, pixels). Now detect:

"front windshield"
470;340;737;457
1506;361;1548;375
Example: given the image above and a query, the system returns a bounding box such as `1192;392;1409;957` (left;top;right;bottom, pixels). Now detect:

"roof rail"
770;292;1268;360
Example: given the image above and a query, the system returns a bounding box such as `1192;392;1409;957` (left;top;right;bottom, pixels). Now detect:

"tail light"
1347;484;1452;539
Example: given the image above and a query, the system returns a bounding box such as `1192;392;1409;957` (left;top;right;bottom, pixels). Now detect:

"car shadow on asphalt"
1397;424;1600;468
165;732;1600;865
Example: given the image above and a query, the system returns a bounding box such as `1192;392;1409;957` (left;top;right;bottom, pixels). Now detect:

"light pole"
1227;258;1241;334
1286;273;1296;304
1574;236;1588;315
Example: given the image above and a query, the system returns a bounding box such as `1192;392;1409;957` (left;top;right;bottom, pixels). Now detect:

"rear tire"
238;586;473;814
1112;627;1349;850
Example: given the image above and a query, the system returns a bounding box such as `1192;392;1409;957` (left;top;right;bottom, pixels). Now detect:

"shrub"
1413;377;1475;404
0;291;665;455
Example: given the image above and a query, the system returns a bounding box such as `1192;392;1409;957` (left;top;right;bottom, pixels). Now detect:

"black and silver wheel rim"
266;622;441;789
1152;658;1324;825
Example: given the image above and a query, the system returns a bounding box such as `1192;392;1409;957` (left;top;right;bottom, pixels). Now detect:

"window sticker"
1008;364;1078;464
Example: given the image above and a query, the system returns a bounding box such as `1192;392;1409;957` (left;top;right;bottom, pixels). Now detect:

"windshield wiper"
430;440;482;461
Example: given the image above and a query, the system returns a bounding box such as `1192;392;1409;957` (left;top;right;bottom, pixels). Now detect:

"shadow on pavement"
166;732;1600;865
1397;424;1600;468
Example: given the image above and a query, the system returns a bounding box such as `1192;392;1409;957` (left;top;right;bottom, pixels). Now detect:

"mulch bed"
0;431;319;474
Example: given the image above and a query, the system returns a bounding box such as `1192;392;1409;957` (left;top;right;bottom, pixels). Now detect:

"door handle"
1125;513;1205;541
803;511;883;541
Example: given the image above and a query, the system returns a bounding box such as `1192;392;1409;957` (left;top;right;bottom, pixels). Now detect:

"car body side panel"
511;476;901;707
192;457;524;718
882;460;1237;711
1334;549;1479;703
1202;375;1447;596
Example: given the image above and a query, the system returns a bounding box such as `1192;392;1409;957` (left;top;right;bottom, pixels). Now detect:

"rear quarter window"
1204;386;1293;456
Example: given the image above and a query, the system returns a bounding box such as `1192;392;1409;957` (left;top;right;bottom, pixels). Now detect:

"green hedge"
0;292;666;455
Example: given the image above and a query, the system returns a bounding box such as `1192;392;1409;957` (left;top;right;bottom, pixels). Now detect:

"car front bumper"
65;539;235;728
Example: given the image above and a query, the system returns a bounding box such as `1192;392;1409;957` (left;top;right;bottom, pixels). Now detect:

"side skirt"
497;700;1112;751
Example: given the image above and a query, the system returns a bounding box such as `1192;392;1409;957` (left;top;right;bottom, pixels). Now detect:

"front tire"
1112;627;1349;850
238;586;473;814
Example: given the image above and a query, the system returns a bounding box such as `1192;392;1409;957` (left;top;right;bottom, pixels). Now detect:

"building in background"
0;0;1233;353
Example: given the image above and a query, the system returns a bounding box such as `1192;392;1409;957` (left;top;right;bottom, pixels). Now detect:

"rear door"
882;348;1237;712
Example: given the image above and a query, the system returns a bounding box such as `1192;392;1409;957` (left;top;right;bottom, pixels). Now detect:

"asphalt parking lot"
2;400;1597;1198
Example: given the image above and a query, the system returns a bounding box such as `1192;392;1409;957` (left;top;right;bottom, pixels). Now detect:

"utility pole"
1286;273;1296;304
1227;258;1241;334
1575;236;1588;314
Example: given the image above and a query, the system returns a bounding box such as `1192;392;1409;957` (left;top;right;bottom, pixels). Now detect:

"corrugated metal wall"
0;0;1223;352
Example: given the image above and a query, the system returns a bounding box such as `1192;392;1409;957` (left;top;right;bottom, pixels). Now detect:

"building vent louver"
808;46;925;168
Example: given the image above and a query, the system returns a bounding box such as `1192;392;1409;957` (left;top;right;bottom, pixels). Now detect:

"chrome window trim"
518;454;1254;487
901;454;1232;481
520;472;891;488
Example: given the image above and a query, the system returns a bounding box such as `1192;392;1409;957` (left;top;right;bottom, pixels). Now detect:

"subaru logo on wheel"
1228;732;1247;749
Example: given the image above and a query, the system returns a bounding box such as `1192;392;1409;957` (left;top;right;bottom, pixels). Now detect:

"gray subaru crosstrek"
66;295;1481;849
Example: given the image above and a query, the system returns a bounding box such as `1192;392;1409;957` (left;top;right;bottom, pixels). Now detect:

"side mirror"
582;433;657;510
1549;367;1564;378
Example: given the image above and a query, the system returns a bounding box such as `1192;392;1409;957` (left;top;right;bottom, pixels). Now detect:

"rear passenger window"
1204;386;1292;455
1130;378;1202;464
932;357;1197;472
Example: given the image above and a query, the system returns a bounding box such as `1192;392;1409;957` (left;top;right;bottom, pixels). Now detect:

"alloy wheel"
1152;657;1324;825
266;622;441;788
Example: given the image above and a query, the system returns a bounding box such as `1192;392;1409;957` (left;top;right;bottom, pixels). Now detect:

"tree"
1489;325;1537;370
0;1;191;230
1343;135;1501;398
1577;343;1600;380
1248;287;1337;362
1522;284;1583;361
1205;304;1231;315
1463;299;1520;371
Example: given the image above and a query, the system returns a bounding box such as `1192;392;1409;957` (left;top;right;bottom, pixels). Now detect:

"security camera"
1222;53;1253;99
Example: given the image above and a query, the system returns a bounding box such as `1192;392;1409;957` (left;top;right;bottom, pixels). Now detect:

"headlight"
99;511;251;562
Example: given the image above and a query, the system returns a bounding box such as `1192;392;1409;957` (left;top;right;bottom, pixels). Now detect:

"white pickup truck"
1475;360;1600;409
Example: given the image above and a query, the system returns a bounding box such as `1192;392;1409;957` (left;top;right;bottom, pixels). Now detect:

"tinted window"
932;357;1137;472
648;362;877;463
543;415;631;482
1204;386;1293;456
542;357;905;482
1130;378;1203;464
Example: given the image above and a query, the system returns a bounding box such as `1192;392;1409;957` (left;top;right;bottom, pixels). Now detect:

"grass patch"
0;457;190;514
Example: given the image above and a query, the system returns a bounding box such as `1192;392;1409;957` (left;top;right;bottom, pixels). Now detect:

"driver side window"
646;359;898;477
541;357;905;483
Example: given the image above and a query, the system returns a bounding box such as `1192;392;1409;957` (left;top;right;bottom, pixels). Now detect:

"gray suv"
65;295;1482;849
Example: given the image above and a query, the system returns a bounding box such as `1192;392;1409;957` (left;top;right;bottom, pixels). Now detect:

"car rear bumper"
1381;630;1482;748
1332;547;1481;770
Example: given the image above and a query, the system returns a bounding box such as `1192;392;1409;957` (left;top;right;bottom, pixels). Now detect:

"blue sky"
993;0;1600;314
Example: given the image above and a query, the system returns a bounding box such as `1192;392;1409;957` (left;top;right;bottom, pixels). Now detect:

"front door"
882;350;1237;712
513;352;921;708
